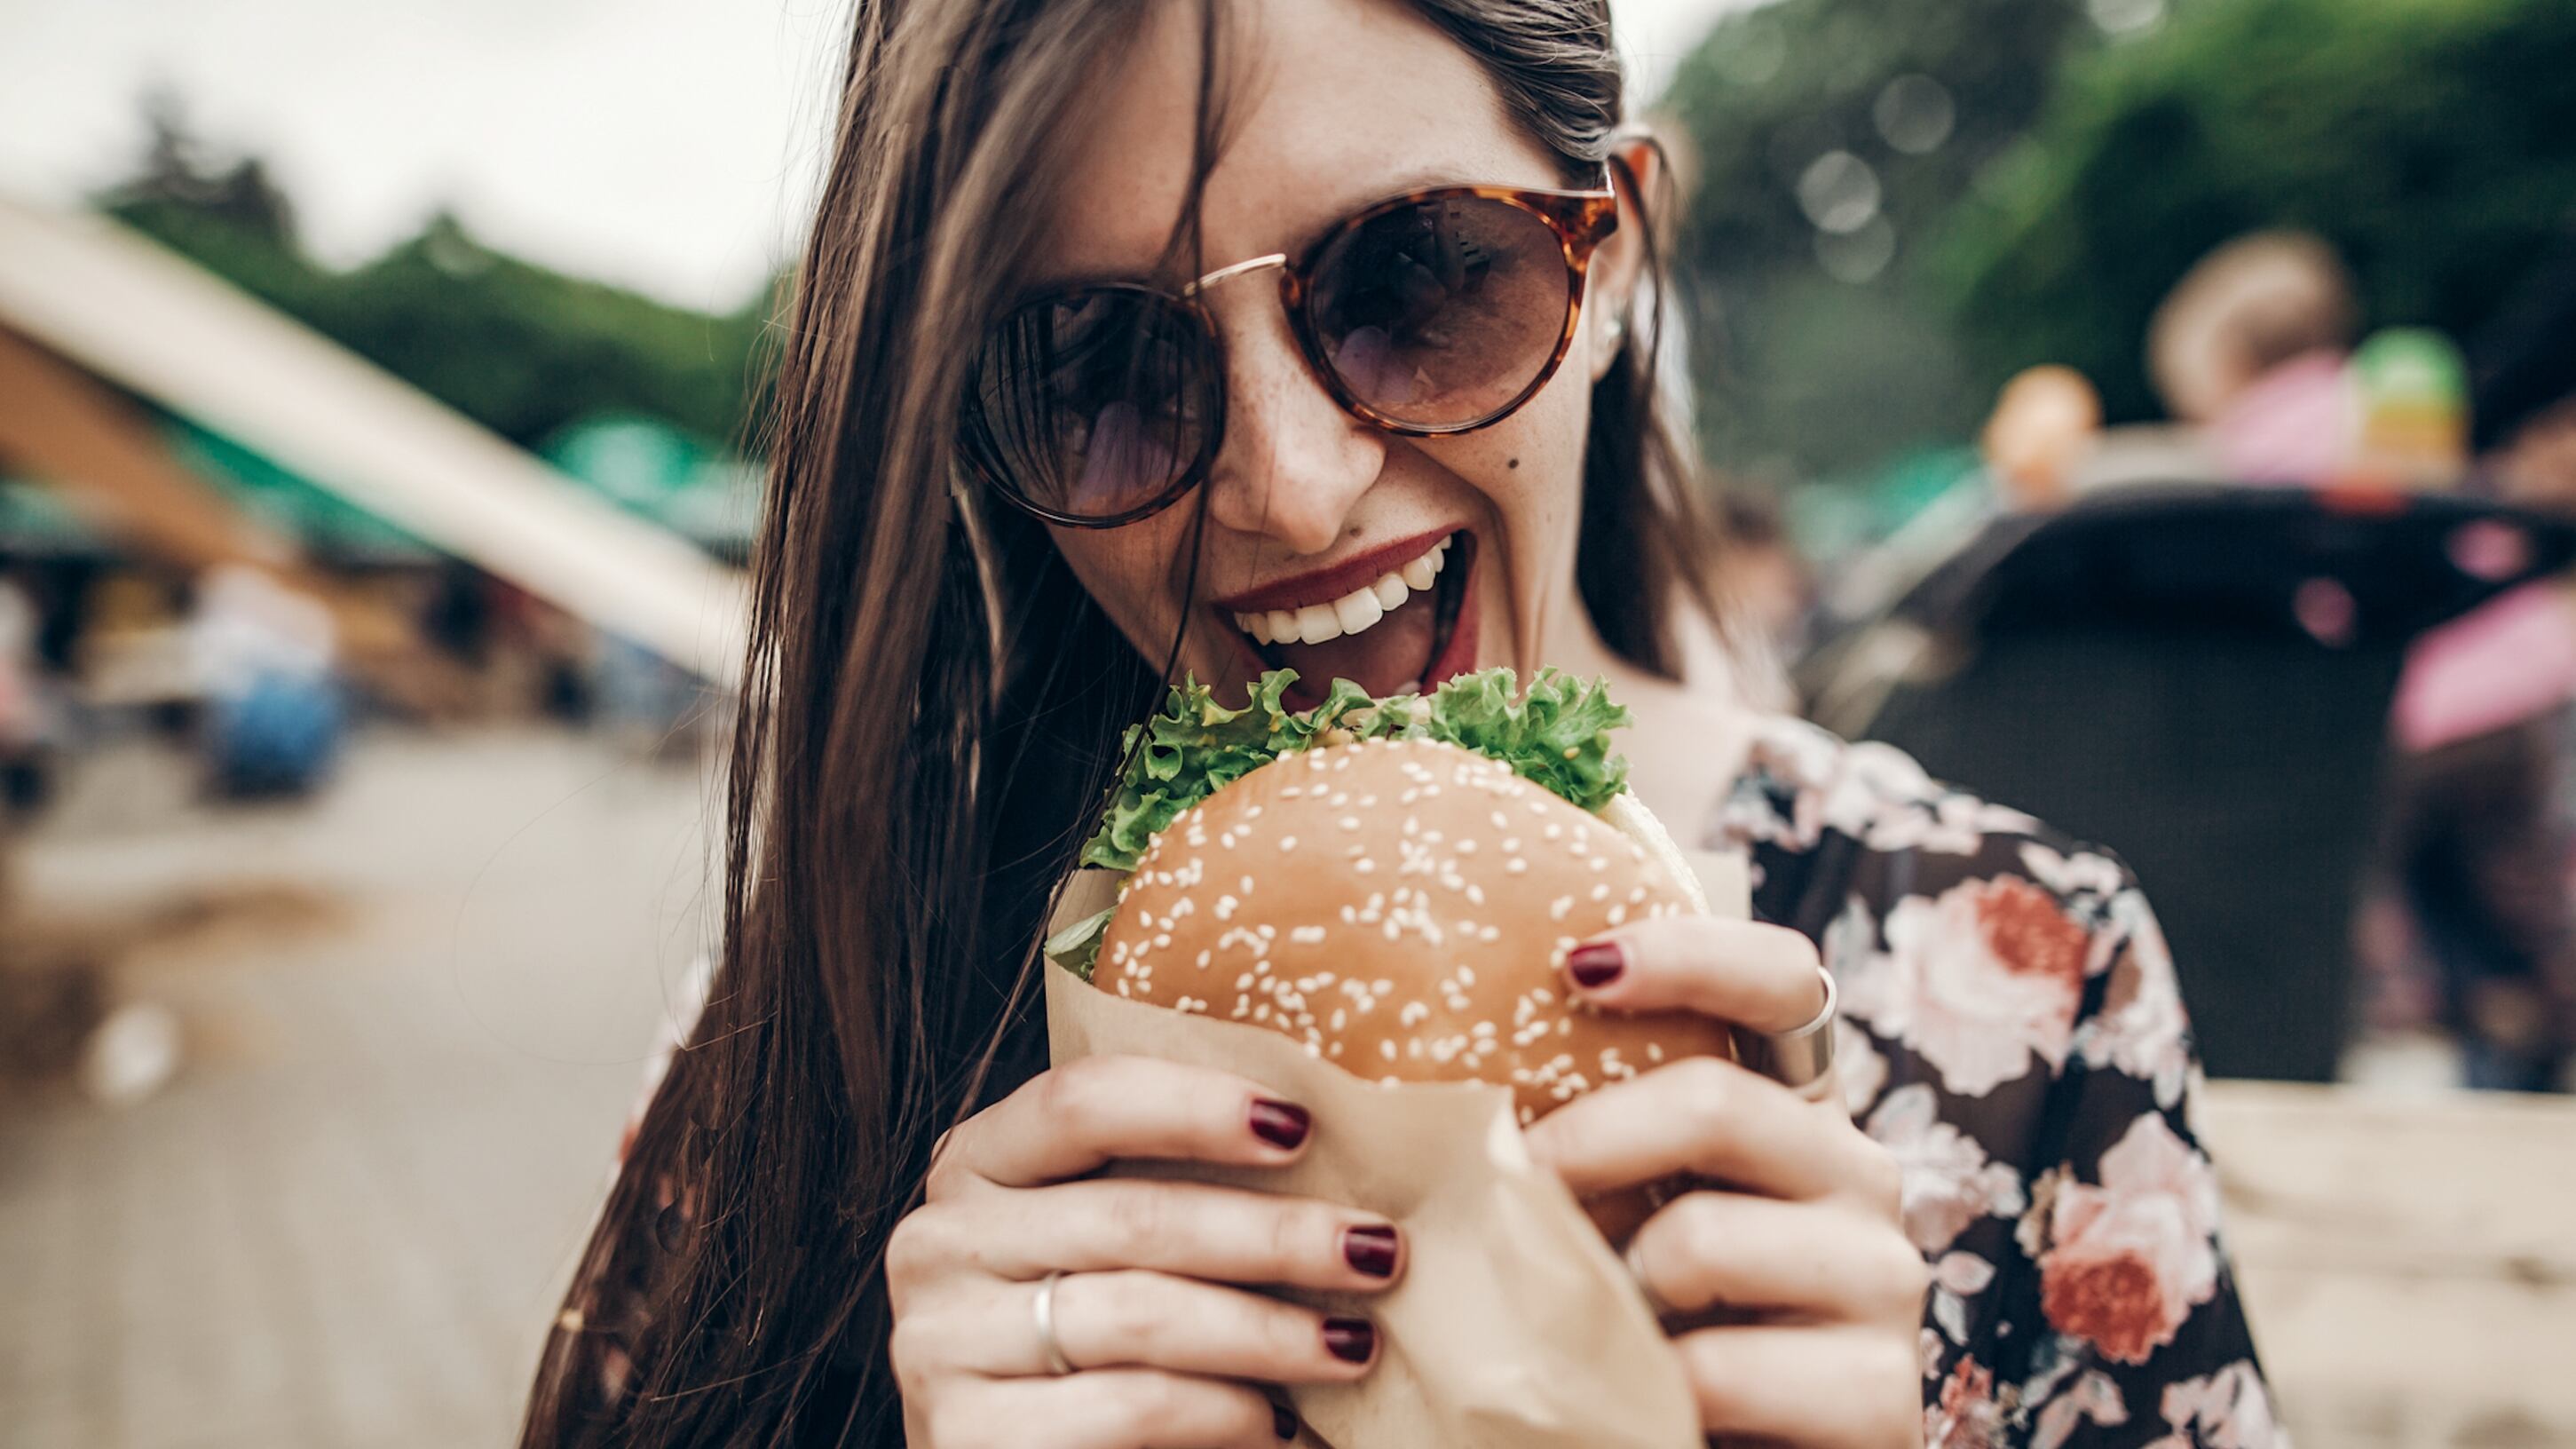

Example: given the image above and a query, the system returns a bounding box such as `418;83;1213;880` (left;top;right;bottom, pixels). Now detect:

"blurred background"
2;0;2571;1445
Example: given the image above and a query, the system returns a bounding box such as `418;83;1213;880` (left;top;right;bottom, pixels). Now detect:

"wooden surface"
2197;1080;2576;1449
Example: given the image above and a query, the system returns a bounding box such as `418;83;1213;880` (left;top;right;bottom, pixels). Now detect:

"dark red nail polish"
1323;1317;1375;1363
1568;942;1624;988
1250;1098;1310;1150
1343;1224;1398;1278
1273;1400;1299;1440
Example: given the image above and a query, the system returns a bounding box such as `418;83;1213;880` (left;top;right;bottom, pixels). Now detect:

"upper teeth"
1237;537;1450;646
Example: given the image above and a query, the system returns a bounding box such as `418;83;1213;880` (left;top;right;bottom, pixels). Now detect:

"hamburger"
1048;668;1732;1238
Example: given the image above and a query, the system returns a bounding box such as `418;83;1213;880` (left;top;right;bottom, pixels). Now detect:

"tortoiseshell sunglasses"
960;177;1620;528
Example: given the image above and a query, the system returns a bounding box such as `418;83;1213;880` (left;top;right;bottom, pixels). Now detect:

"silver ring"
1032;1270;1076;1376
1728;965;1837;1101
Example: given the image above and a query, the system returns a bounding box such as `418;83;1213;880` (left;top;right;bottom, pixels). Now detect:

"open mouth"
1216;530;1481;712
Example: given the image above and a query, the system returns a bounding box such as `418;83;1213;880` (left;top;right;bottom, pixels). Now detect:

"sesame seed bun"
1094;738;1733;1236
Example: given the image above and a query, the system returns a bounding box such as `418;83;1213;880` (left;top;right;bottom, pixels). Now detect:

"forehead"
1035;0;1562;285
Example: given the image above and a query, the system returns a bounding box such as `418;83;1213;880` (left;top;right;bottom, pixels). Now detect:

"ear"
1584;134;1665;384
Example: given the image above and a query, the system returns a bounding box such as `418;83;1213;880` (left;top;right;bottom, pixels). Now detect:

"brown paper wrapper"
1044;849;1750;1449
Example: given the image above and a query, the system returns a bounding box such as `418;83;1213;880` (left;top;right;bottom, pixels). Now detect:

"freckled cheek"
1436;384;1590;538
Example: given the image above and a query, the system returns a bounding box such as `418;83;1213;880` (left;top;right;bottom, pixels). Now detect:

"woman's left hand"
1522;916;1928;1449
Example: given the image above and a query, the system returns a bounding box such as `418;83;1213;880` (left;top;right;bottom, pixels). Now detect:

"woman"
524;3;2272;1445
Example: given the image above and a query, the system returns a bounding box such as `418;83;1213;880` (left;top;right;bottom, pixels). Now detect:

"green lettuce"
1078;666;1632;874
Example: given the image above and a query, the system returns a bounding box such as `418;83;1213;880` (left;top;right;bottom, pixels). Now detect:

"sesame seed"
1381;1040;1396;1060
1279;836;1298;851
1550;896;1574;921
1339;816;1360;830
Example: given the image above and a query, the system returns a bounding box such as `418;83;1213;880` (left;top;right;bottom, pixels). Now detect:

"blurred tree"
1660;0;2098;482
1934;0;2576;424
93;98;778;455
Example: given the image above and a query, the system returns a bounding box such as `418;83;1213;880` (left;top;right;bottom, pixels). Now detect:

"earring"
1603;312;1629;350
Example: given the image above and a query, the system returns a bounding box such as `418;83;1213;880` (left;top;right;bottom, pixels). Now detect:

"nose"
1194;274;1385;554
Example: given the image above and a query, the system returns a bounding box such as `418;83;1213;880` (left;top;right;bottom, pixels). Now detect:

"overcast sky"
0;0;1754;311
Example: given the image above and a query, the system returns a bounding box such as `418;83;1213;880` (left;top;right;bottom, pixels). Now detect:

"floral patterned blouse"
560;717;2279;1448
1711;717;2279;1449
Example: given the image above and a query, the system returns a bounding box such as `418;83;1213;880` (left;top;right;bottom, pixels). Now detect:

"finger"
963;1370;1297;1449
930;1270;1379;1383
964;1178;1403;1291
1626;1192;1929;1323
936;1056;1312;1192
1673;1325;1921;1448
1564;915;1826;1034
1524;1055;1881;1203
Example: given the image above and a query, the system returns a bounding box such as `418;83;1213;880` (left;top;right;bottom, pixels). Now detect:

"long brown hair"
521;3;1726;1444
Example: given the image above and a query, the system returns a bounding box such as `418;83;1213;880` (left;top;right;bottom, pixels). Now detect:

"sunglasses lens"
964;289;1218;522
1307;194;1573;429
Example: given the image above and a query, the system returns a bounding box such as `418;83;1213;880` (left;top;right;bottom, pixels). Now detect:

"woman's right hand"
888;1056;1405;1448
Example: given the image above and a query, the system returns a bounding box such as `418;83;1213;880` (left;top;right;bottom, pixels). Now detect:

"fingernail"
1342;1223;1399;1278
1323;1317;1376;1364
1568;942;1624;988
1250;1097;1311;1150
1273;1399;1300;1440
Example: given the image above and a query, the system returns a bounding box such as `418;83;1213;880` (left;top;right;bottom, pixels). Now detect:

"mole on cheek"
1507;457;1520;470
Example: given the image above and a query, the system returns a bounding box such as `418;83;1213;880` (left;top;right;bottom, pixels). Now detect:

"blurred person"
0;572;61;817
525;4;2273;1446
1982;365;2102;511
2472;241;2576;511
2146;230;2359;485
2366;249;2576;1093
186;563;344;798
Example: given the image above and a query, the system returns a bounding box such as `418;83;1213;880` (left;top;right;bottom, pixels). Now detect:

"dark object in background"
1802;485;2576;1081
2382;713;2576;1092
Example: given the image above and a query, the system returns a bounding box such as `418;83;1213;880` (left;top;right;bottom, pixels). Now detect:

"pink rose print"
1926;1356;2008;1449
1867;1084;2027;1255
2144;1360;2279;1449
2032;1369;2130;1449
1846;875;2090;1096
2078;899;2191;1109
2039;1114;2222;1365
1837;1017;1891;1117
